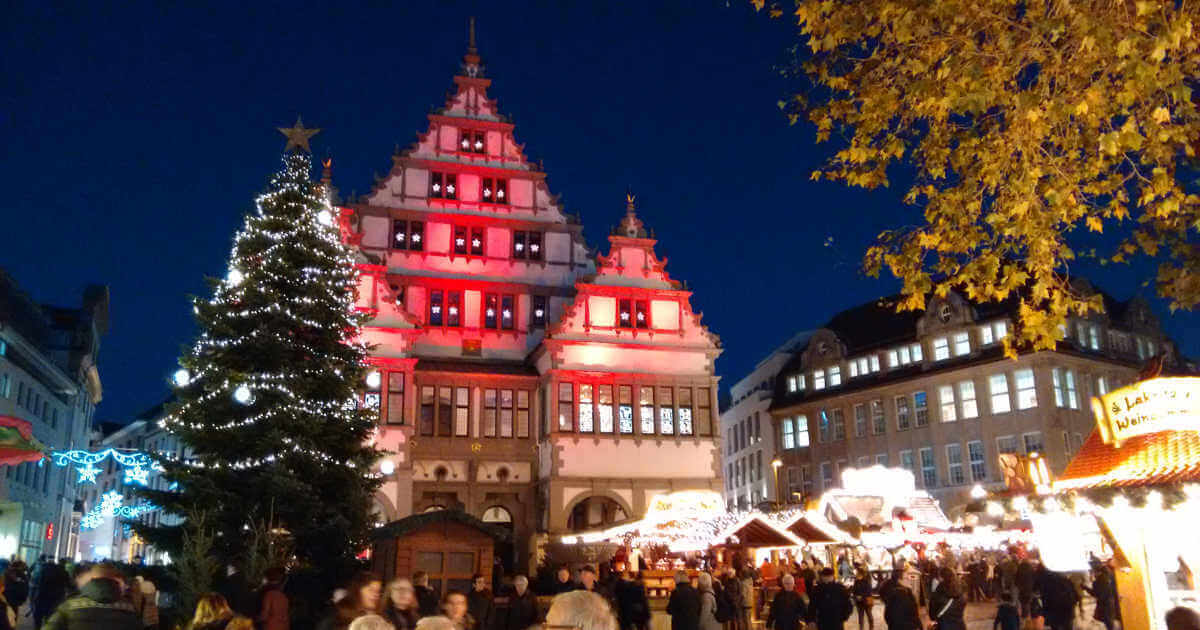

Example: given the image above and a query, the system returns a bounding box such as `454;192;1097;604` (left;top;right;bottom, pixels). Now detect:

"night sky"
4;2;1197;423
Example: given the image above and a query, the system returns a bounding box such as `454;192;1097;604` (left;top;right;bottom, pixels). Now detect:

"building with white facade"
719;332;809;510
0;271;107;561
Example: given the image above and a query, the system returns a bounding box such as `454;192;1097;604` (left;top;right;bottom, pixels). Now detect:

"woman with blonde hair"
190;593;235;630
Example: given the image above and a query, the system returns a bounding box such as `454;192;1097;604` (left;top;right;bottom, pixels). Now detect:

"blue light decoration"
80;489;159;531
50;448;164;486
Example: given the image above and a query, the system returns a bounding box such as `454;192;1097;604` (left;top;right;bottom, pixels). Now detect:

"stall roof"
1055;429;1200;490
714;516;803;548
782;515;840;543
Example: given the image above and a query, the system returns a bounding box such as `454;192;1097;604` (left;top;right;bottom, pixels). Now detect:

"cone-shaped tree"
138;149;381;584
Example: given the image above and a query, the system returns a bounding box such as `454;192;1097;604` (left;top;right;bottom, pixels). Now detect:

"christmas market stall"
371;508;512;595
1047;376;1200;630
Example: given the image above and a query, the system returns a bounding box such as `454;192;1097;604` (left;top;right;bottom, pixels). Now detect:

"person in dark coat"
615;571;651;630
807;568;853;630
551;567;577;595
928;568;966;630
767;575;807;630
1085;566;1118;630
800;563;818;596
1038;570;1078;630
1015;559;1036;619
667;571;700;630
852;568;875;630
469;574;495;630
3;561;28;614
41;565;141;630
414;571;440;617
578;567;612;604
33;559;70;628
994;592;1021;630
881;573;921;630
505;576;539;630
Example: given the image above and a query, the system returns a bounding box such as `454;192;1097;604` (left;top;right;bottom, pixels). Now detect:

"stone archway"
564;494;630;532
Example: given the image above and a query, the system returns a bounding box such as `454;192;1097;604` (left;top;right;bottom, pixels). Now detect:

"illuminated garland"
51;448;165;485
979;482;1200;517
81;490;159;530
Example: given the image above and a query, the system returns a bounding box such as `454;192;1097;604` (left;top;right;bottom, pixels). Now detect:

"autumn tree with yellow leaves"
758;0;1199;353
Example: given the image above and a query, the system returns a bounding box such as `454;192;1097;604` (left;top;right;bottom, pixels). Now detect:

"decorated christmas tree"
138;121;381;585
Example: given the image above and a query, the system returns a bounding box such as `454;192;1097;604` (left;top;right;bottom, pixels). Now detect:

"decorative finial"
625;189;637;213
277;116;321;153
468;16;477;55
619;189;647;238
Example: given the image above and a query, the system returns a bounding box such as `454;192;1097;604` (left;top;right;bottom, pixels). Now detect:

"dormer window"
619;300;633;328
459;129;486;154
887;343;923;368
813;369;826;390
980;320;1008;345
481;178;508;204
531;295;547;328
618;299;650;329
513;230;544;260
392;220;424;252
430;172;457;200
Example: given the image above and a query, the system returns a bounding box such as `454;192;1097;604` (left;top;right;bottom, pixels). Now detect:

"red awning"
0;415;47;466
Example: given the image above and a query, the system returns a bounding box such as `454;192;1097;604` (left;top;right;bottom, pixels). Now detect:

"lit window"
870;400;886;435
911;343;923;361
484;293;499;329
795;415;810;447
887;350;899;368
933;337;950;361
968;441;987;481
914;391;929;427
658;387;674;434
677;388;693;435
939;385;957;422
578;385;594;432
429;290;444;326
997;435;1018;455
618;299;633;328
782;418;795;449
953;332;970;356
531;295;547;328
512;230;544;260
818;410;830;443
639;387;655;434
895;396;911;431
470;227;484;256
796;374;806;391
919;447;937;488
900;450;915;476
849;361;858;378
635;301;649;329
459;129;486;154
989;374;1011;414
831;409;845;440
869;355;880;372
430;172;457;200
959;381;978;419
854;404;867;438
946;444;965;485
1052;368;1078;409
618;386;634;434
787;376;798;393
829;366;842;387
1089;325;1101;350
1015;368;1037;409
392;220;424;251
598;385;615;433
481;177;508;204
981;320;1008;346
1095;376;1108;396
453;225;468;255
500;295;514;330
813;370;826;390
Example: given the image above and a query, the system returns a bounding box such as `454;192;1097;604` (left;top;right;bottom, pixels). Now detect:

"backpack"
714;588;737;623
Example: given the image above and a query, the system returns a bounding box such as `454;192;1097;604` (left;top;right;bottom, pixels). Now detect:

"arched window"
481;506;512;526
567;496;627;532
434;466;449;482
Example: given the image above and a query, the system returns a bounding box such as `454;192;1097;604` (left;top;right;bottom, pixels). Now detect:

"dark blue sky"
4;1;1196;422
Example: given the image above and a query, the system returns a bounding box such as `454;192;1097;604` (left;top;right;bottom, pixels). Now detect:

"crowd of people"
2;549;1197;630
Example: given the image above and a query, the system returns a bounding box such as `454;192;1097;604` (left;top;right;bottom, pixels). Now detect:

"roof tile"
1055;429;1200;490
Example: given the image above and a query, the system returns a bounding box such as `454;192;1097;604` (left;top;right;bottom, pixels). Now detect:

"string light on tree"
172;369;191;388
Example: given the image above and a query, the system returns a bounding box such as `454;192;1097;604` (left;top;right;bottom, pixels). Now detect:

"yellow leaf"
1075;101;1089;116
1153;106;1170;123
1086;216;1104;233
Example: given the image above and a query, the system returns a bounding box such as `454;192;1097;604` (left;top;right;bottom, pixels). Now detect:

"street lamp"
771;457;783;503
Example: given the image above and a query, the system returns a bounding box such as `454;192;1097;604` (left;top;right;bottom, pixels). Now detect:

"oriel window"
639;387;655;434
430;172;457;200
557;383;574;431
578;384;594;433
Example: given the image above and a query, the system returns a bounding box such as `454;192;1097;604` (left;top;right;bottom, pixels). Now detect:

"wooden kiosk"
372;509;513;594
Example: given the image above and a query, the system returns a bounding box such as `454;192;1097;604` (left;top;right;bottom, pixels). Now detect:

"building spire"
460;17;484;78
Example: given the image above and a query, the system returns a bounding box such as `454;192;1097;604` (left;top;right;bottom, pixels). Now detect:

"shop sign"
1092;377;1200;447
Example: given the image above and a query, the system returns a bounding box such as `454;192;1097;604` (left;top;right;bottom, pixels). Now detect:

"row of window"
727;450;764;491
780;368;1103;449
5;459;54;494
429;172;510;205
726;412;762;455
2;373;61;429
785;320;1011;395
424;290;548;330
556;383;713;436
391;220;544;261
810;433;1043;491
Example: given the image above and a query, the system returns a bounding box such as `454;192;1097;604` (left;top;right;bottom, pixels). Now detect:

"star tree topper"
277;116;321;153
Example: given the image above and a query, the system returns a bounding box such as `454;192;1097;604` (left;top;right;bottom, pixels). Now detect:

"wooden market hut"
372;509;513;592
781;514;841;544
713;515;803;549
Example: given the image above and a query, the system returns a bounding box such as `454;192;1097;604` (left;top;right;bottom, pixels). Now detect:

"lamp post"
771;457;783;503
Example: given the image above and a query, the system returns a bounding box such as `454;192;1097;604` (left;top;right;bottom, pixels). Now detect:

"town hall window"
453;226;468;255
453;225;482;256
639;387;655;434
530;295;547;328
470;227;484;256
481;177;508;204
578;385;594;432
500;295;514;330
635;300;649;328
658;387;674;434
430;172;457;199
446;291;461;327
677;388;693;435
619;299;633;328
459;129;485;154
557;383;574;431
484;294;500;329
429;290;444;326
618;386;634;434
597;385;614;433
512;230;544;260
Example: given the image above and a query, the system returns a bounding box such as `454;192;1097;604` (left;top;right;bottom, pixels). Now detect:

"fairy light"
172;369;191;388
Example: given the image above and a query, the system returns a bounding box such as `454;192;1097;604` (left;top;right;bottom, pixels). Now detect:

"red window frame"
430;172;457;200
481;177;508;205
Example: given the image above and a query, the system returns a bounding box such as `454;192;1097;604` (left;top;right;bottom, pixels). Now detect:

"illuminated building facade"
768;281;1192;512
341;35;722;569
